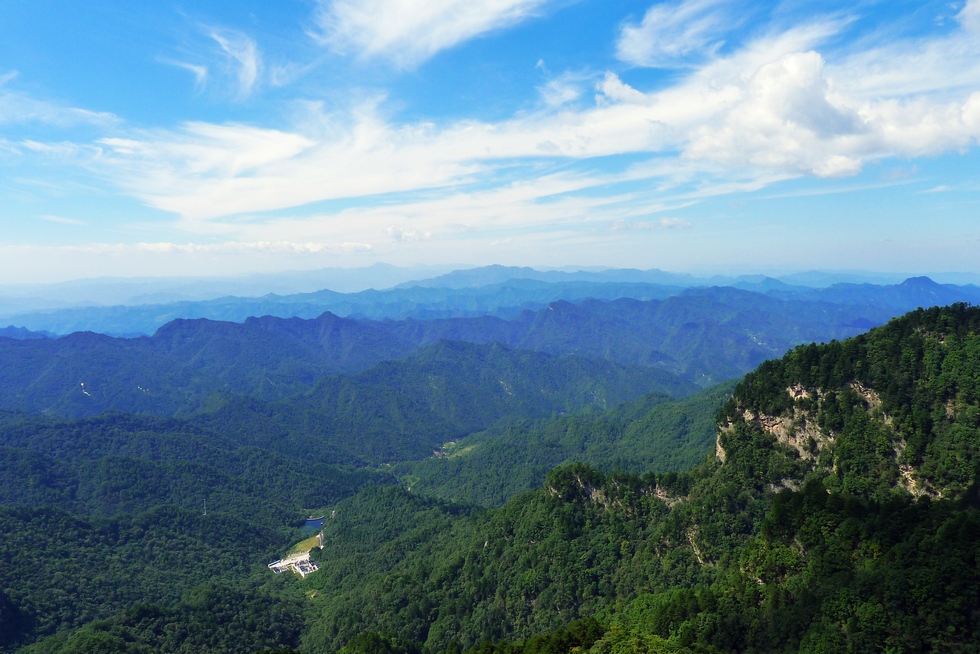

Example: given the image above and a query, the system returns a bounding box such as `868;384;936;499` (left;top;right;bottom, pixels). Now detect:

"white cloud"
616;0;732;68
596;73;647;104
612;217;692;231
15;4;980;251
959;0;980;33
160;59;209;89
40;241;373;255
686;51;866;177
538;75;585;108
313;0;550;68
385;226;432;242
0;74;119;128
36;214;85;226
86;15;980;225
209;29;261;98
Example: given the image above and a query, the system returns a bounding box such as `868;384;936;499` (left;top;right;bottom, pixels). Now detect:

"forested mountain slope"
8;304;980;653
412;289;887;384
397;382;735;507
0;408;391;650
284;304;980;653
0;411;388;525
0;312;420;415
193;341;691;466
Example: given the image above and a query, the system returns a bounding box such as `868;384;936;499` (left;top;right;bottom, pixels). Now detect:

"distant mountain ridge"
0;326;50;340
0;287;918;418
4;267;980;337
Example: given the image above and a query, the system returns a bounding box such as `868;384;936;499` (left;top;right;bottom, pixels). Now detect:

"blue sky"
1;0;979;282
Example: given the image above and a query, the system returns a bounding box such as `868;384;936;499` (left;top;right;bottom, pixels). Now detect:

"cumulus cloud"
385;226;432;242
313;0;550;68
616;0;732;68
685;51;866;177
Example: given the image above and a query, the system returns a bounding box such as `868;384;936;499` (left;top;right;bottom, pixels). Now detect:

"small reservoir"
302;517;325;533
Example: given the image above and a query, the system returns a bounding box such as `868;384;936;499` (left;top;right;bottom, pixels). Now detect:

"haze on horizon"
2;0;980;283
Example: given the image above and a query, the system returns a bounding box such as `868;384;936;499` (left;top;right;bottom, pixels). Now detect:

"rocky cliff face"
715;303;980;502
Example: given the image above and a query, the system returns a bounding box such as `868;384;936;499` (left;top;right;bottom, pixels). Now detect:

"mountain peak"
900;276;941;288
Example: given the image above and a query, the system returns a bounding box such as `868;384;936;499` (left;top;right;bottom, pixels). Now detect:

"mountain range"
1;267;979;652
3;267;979;337
7;303;975;653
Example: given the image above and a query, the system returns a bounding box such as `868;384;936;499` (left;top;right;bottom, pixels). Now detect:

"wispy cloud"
4;241;373;255
0;71;119;128
87;11;980;224
616;0;736;68
312;0;551;68
36;214;85;226
611;217;692;231
385;225;433;242
537;70;597;108
159;58;209;89
208;29;261;98
13;2;980;257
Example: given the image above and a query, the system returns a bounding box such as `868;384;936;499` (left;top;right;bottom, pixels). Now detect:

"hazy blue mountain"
381;288;899;385
0;263;459;312
768;275;980;312
0;326;51;340
395;265;704;289
0;279;682;336
5;266;978;339
0;283;943;418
